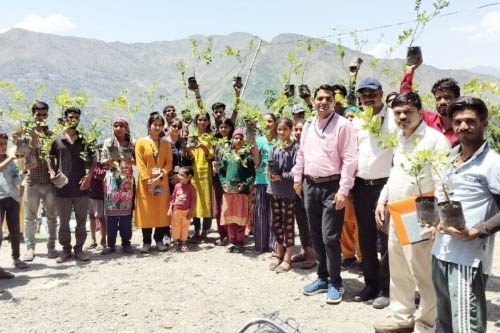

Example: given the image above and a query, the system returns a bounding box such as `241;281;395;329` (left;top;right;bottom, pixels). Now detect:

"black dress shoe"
354;285;378;302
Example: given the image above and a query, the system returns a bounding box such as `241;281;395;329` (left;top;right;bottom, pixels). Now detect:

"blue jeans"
106;215;132;247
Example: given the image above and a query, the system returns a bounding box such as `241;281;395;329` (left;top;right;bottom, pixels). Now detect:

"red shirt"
400;72;458;147
171;183;196;210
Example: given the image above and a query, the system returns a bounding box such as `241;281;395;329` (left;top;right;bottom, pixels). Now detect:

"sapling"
355;106;399;149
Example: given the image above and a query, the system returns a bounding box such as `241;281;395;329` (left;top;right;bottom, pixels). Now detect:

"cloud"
367;43;402;59
0;28;8;33
13;13;75;34
453;11;500;41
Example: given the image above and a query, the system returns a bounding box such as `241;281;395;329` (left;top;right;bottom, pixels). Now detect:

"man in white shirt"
351;78;398;309
373;92;450;333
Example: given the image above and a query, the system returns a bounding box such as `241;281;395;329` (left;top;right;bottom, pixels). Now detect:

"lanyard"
313;112;335;139
147;136;161;167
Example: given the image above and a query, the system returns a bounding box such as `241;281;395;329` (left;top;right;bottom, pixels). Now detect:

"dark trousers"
352;179;389;292
142;227;168;244
303;178;344;286
106;215;132;247
193;217;212;232
227;224;245;245
0;197;21;260
295;194;312;247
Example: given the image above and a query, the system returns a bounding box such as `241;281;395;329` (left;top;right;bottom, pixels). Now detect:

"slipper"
269;257;283;271
291;253;306;263
14;260;28;269
275;261;292;274
301;259;317;269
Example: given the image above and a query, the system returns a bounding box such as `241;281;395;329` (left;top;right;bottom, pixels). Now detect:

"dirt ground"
1;226;499;333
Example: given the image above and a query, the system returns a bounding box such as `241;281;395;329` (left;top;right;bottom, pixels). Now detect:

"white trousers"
388;218;437;333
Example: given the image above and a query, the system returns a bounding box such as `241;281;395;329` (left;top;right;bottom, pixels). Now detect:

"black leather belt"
356;177;388;186
305;174;340;184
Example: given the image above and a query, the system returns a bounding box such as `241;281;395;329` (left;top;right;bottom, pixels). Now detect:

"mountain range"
1;28;498;137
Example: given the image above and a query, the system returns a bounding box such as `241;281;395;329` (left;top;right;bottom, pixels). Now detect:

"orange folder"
387;193;433;246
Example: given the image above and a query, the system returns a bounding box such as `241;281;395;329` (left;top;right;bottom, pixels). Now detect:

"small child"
169;166;196;252
267;118;299;273
219;129;255;253
0;133;28;270
87;148;106;250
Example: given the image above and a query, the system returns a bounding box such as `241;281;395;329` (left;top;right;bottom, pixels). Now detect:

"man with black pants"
293;84;358;304
351;78;397;309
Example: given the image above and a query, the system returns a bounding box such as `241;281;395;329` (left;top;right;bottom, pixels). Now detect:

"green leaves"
463;79;500;153
53;89;88;111
355;106;399;149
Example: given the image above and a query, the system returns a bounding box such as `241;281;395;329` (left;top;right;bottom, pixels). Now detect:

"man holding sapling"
351;78;397;309
14;101;59;261
373;92;450;333
431;97;500;333
189;81;241;134
400;63;459;146
48;107;96;263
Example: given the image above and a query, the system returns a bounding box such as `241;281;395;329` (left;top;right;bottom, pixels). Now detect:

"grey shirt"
267;141;299;199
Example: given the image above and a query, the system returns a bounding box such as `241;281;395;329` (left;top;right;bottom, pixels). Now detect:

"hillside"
0;28;498;136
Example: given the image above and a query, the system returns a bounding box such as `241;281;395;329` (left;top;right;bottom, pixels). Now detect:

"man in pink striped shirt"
293;84;358;304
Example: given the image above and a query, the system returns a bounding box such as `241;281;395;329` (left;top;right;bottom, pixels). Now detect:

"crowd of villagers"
1;59;500;333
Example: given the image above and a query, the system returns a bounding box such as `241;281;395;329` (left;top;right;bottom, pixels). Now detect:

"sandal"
291;253;306;263
14;259;28;269
275;261;292;274
269;257;283;271
301;259;317;269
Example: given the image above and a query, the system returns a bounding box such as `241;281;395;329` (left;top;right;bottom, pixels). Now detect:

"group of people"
0;61;499;333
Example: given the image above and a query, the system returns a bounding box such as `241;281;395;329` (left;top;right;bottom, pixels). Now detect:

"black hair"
385;92;399;106
179;166;194;178
170;118;183;127
391;92;422;110
162;105;176;114
217;118;235;139
194;112;213;133
331;84;348;98
211;102;226;111
431;78;461;98
294;119;305;126
147;112;165;133
313;84;335;98
448;96;488;121
0;133;8;140
277;117;294;130
32;101;49;114
64;106;81;117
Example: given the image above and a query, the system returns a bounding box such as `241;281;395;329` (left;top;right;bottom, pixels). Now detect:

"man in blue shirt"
432;97;500;333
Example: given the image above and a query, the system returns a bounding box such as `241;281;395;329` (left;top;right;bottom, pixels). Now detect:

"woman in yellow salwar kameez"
135;112;172;253
186;112;214;242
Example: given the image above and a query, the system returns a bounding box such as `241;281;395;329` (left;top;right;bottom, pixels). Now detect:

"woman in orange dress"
134;112;172;253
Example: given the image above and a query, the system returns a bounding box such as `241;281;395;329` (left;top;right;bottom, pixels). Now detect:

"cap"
357;78;382;92
232;128;245;138
292;104;305;114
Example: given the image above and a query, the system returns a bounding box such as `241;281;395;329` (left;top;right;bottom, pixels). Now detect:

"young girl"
219;129;255;253
186;112;214;242
212;118;235;244
290;119;316;269
267;118;299;273
253;113;277;252
169;166;196;252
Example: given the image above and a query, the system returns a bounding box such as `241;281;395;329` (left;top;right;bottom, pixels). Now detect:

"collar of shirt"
315;111;336;129
451;141;488;169
398;119;427;144
60;131;82;144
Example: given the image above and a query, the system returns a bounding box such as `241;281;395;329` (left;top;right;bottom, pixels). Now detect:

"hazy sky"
1;0;499;70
